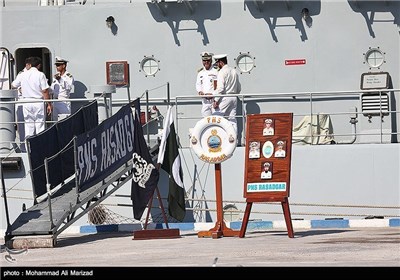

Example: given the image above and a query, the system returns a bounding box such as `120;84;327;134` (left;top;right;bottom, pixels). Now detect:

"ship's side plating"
0;1;399;229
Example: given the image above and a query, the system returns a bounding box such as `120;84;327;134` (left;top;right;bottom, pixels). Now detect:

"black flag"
130;98;159;220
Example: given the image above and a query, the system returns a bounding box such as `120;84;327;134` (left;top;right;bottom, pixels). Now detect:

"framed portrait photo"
249;141;260;159
260;161;273;180
263;118;275;136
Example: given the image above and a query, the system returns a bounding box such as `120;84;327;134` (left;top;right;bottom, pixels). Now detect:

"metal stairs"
5;159;134;246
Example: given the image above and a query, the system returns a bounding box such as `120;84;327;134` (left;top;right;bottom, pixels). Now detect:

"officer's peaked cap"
201;52;213;61
55;56;68;64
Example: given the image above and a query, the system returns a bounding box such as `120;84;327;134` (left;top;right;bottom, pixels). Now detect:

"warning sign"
285;59;306;66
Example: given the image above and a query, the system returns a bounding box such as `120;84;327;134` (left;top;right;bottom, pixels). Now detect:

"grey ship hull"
1;1;399;232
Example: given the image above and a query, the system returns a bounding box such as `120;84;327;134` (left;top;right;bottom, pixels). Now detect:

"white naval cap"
213;54;227;61
201;52;213;61
277;141;284;146
55;56;68;64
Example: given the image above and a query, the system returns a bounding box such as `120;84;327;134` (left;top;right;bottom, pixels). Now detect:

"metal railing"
1;87;399;152
1;0;132;7
173;88;400;147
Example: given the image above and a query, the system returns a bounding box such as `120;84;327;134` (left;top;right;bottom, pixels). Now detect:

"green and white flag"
157;106;186;221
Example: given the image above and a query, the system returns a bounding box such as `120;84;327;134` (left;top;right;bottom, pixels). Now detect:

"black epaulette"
197;67;203;73
66;73;73;78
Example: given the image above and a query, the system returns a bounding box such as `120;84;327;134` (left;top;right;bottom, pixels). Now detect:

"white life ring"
190;116;237;164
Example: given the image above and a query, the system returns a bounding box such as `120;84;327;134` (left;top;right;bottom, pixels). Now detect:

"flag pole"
133;167;179;240
143;163;169;229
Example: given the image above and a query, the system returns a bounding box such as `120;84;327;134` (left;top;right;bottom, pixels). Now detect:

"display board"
243;113;293;199
240;113;294;238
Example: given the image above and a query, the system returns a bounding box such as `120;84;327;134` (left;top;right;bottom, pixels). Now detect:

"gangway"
2;101;142;248
4;160;134;247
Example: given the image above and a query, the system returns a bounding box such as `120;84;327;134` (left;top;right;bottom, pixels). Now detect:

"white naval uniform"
249;149;260;159
196;67;218;117
12;67;49;140
213;64;241;132
274;149;286;158
51;71;74;121
261;170;272;179
263;127;274;136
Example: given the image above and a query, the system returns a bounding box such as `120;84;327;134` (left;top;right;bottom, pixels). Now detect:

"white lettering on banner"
77;110;134;186
125;114;134;151
100;115;134;171
77;138;98;183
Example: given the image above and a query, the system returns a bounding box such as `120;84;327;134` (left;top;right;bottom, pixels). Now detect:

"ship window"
140;56;160;77
235;53;255;74
364;48;385;69
223;204;240;222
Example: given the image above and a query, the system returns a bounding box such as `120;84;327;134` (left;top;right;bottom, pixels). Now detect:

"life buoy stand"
190;116;237;164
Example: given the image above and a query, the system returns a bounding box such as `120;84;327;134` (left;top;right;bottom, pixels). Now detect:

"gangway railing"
2;102;136;244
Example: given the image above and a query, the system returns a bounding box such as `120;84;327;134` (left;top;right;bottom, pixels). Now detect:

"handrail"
1;88;399;151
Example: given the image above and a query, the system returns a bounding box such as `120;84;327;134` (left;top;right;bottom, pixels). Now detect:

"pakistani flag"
157;106;186;221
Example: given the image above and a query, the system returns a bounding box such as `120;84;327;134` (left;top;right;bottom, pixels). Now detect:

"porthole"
223;204;240;222
235;53;255;74
140;56;160;77
364;48;385;69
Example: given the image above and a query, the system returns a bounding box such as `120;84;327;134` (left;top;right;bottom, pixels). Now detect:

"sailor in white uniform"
263;118;274;136
249;141;260;159
51;56;74;121
261;162;272;179
212;54;241;133
11;56;51;140
274;140;286;158
196;52;218;117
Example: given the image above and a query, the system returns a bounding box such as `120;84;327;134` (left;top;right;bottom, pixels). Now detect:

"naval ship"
0;0;399;243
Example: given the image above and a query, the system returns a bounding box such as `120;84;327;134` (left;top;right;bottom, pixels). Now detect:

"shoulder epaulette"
66;73;73;78
197;67;203;73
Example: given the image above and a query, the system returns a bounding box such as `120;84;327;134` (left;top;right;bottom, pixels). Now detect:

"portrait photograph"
260;161;273;179
274;140;286;158
263;118;275;136
249;141;260;159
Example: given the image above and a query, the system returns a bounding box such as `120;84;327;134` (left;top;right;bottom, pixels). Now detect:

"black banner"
75;104;135;191
130;98;159;220
27;101;98;199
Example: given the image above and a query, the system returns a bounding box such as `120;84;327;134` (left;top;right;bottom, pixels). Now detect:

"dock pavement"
1;227;399;272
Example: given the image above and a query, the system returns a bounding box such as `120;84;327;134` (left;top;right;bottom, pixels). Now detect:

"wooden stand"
133;186;181;240
239;197;294;238
241;113;295;238
198;163;240;239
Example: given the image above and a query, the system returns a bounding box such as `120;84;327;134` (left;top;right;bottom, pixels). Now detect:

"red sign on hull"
285;59;306;66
